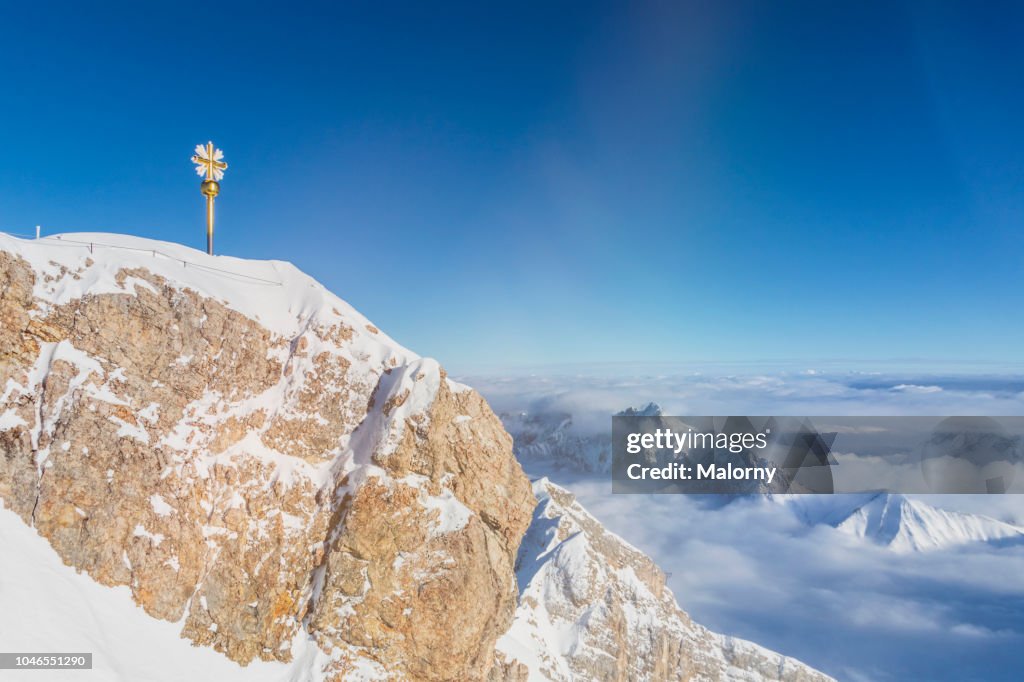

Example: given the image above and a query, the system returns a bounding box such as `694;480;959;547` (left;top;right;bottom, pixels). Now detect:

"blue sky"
1;2;1021;368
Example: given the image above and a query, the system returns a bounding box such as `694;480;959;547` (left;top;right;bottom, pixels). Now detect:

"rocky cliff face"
0;233;534;680
495;479;833;682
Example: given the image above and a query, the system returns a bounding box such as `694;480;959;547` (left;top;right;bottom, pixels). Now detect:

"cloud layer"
462;367;1024;680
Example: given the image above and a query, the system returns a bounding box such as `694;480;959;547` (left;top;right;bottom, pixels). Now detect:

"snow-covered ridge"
0;231;435;490
0;231;419;368
499;478;834;681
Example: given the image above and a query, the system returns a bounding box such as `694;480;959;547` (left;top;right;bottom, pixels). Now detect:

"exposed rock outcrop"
0;234;534;680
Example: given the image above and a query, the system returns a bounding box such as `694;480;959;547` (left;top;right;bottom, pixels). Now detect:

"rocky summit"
0;232;830;681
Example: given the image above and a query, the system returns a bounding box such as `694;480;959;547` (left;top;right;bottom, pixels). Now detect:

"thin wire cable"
0;231;283;286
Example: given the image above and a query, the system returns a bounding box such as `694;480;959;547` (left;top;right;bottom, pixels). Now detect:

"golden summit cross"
190;141;227;255
191;141;227;181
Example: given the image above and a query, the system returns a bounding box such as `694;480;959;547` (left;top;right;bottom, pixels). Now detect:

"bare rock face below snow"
495;479;833;682
0;235;534;680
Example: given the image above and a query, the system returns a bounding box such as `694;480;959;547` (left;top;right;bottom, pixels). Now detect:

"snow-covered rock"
0;232;534;679
497;478;833;681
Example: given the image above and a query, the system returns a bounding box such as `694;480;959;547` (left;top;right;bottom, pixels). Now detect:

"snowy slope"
2;231;412;355
497;479;833;681
782;492;1024;552
0;499;356;682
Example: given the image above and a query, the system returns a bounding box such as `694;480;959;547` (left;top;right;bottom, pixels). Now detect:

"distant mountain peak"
616;402;663;417
783;492;1024;552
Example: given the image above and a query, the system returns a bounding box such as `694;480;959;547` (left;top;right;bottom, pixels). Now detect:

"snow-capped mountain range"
501;405;1024;554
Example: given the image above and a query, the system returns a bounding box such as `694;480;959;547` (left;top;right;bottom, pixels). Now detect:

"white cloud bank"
461;367;1024;681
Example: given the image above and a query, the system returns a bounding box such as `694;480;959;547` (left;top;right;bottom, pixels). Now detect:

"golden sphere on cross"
201;180;220;198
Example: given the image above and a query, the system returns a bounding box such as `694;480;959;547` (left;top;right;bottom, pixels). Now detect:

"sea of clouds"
460;366;1024;681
